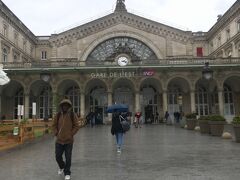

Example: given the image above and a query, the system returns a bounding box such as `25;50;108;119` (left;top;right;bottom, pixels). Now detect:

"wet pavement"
0;125;240;180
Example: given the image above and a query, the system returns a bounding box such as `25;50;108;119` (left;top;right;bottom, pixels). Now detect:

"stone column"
52;92;58;116
135;91;140;112
163;90;168;114
24;93;29;119
190;90;196;113
218;89;224;116
107;91;113;123
231;42;237;57
80;91;85;118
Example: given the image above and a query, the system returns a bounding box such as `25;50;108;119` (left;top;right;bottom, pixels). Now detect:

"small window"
2;48;8;62
13;55;18;62
41;51;47;60
3;24;8;37
23;40;27;52
237;20;240;32
197;47;203;57
226;29;230;41
14;32;19;46
217;35;221;47
30;46;34;57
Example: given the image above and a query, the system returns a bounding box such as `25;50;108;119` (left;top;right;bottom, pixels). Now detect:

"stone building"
0;0;240;123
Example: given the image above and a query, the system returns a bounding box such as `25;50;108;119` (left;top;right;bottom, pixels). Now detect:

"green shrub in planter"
198;116;210;134
208;115;226;136
208;115;225;121
232;116;240;124
232;116;240;142
185;113;197;130
185;113;197;119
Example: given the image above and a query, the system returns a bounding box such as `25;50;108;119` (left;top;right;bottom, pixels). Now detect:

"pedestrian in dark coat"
111;111;124;153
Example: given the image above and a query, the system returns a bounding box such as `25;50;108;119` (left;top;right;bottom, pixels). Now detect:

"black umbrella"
106;104;128;113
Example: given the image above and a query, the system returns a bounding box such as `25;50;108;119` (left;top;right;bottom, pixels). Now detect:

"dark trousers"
55;143;73;175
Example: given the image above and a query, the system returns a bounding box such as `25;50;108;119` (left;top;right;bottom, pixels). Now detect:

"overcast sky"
2;0;237;36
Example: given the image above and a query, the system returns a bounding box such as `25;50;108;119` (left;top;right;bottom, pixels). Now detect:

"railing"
2;57;240;69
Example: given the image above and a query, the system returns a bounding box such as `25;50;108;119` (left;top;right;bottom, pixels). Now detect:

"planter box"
186;119;197;130
233;124;240;143
209;121;225;136
198;120;210;134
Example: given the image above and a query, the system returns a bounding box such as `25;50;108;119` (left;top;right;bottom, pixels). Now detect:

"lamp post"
40;71;51;83
202;62;213;80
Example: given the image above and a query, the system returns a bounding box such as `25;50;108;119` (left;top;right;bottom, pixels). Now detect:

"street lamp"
202;62;213;80
40;71;51;83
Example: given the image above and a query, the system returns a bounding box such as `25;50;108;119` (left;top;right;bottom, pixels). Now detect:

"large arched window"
65;86;80;114
224;85;235;115
195;86;209;116
87;37;157;63
89;86;107;124
168;85;182;114
140;85;158;123
39;86;52;119
113;86;133;105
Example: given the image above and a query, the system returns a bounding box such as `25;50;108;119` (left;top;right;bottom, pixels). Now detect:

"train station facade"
0;0;240;123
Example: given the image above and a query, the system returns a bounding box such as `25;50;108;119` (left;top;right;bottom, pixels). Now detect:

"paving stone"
0;125;240;180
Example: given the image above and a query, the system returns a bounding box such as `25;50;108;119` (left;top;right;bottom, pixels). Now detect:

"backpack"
119;115;130;132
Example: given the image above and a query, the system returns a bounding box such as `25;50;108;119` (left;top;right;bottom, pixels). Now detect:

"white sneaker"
117;147;121;153
65;175;71;180
58;169;64;175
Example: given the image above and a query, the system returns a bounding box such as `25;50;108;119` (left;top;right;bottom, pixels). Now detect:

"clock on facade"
117;56;129;66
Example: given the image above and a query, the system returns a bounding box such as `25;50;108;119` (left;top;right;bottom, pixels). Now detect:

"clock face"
117;56;129;66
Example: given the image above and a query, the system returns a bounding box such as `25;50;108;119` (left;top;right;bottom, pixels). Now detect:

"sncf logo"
143;69;155;76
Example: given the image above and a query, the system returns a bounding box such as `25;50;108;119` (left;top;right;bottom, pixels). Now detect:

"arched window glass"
224;85;235;115
195;86;209;116
39;86;52;119
87;37;157;63
90;86;107;124
168;85;182;115
66;86;80;114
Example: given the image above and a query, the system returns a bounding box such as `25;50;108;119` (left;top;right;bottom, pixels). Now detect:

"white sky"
2;0;237;36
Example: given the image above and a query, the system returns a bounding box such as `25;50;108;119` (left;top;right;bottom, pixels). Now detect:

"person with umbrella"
111;110;125;153
107;104;128;154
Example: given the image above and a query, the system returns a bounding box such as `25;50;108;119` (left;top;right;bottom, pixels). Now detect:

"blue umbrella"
106;104;128;113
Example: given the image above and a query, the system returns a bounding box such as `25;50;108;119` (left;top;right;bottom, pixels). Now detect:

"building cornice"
207;0;240;39
0;34;33;61
0;0;37;44
50;12;192;47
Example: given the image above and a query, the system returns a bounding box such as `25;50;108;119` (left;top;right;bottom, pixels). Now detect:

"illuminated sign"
90;69;155;78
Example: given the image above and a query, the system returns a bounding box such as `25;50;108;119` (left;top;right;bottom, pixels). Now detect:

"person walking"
86;110;95;127
52;98;81;180
165;111;170;124
134;112;142;128
111;111;125;153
